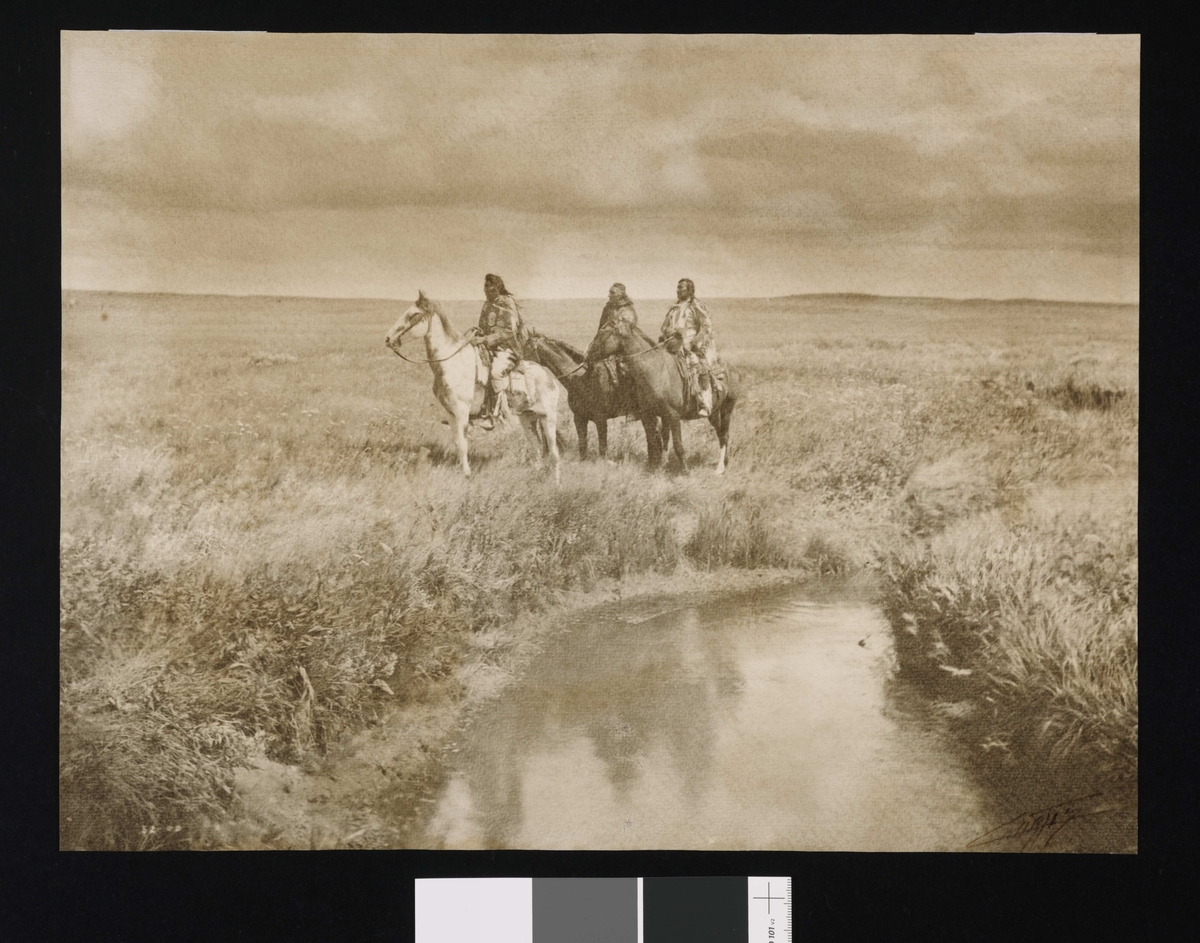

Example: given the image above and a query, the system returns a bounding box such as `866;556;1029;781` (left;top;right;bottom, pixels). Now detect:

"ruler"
748;877;792;943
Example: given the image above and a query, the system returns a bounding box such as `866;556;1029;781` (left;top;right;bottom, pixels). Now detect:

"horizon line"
60;287;1139;308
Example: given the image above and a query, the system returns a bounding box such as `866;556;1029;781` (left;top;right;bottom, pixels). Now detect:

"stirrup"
474;400;497;428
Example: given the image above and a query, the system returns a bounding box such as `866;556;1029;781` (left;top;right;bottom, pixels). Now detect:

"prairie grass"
882;491;1137;779
61;290;1136;848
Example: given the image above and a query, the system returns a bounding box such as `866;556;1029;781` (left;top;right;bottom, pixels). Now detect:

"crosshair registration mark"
749;876;791;943
753;882;787;915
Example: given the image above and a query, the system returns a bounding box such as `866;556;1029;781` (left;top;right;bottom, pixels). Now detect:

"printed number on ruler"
749;876;791;943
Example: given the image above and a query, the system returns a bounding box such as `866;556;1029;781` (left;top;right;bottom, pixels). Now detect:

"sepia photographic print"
60;32;1138;852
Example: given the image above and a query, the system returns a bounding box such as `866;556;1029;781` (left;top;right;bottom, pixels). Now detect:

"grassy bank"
879;356;1138;823
60;455;825;849
882;494;1137;775
60;291;1136;849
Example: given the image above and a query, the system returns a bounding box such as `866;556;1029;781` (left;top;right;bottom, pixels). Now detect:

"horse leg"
543;411;561;485
519;412;543;469
575;414;590;461
669;417;686;473
454;411;471;477
709;410;728;476
596;419;608;460
641;415;663;470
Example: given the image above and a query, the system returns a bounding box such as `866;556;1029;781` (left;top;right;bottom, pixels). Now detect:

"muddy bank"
210;567;813;849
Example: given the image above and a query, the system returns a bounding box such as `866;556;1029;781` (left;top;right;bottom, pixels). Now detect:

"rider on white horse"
471;273;528;429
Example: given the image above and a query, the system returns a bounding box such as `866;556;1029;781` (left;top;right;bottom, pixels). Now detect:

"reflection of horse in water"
384;292;561;482
424;609;742;848
587;319;736;474
523;330;663;462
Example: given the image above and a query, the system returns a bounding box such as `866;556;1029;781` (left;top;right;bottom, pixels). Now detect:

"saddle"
672;351;727;419
470;345;524;423
593;357;622;394
591;356;640;417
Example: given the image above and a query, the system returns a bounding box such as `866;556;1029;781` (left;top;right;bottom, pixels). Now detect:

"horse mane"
630;324;657;349
415;291;460;341
545;335;588;363
523;328;586;365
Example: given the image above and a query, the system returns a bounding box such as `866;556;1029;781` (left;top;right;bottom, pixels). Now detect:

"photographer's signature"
967;793;1115;850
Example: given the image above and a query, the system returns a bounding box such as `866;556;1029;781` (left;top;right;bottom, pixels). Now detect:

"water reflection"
422;586;993;850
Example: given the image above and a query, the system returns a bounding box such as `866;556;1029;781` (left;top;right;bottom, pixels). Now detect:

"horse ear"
416;290;427;306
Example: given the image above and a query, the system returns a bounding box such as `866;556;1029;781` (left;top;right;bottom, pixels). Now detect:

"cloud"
61;39;159;143
60;33;1139;300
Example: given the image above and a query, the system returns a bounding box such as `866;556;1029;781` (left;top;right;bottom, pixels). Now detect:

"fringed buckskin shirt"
478;293;525;357
661;297;717;362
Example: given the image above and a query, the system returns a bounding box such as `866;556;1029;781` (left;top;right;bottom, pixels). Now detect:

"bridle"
525;334;590;380
387;309;480;365
589;322;670;365
388;314;669;375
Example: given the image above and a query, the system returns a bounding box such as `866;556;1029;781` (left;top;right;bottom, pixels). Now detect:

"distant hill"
770;292;1137;309
61;288;1137;309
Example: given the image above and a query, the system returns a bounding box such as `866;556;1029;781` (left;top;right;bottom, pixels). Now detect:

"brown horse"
523;329;660;461
586;320;735;474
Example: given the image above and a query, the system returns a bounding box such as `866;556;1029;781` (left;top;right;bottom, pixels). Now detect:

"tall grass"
881;494;1137;785
875;344;1137;801
61;290;1137;848
60;431;808;848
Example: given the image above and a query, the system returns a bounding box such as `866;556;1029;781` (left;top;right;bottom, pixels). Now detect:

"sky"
61;33;1139;303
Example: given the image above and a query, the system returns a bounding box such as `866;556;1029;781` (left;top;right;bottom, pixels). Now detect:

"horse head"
586;318;630;363
385;291;435;350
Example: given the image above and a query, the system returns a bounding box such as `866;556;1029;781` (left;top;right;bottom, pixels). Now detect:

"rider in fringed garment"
471;273;527;427
660;278;719;417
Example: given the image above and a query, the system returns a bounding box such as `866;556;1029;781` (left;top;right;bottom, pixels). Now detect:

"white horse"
385;292;561;482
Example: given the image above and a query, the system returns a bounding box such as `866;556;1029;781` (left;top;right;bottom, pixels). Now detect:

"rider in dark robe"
598;282;639;332
592;283;640;403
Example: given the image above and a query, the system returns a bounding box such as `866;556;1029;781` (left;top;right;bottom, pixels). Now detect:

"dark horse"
524;329;665;461
586;320;735;474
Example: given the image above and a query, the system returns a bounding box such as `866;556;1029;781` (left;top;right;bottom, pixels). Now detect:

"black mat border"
6;4;1186;940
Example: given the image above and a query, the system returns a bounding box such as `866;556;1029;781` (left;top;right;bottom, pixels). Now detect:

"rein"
524;335;591;381
584;325;670;369
622;338;670;359
546;358;590;380
389;316;480;364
